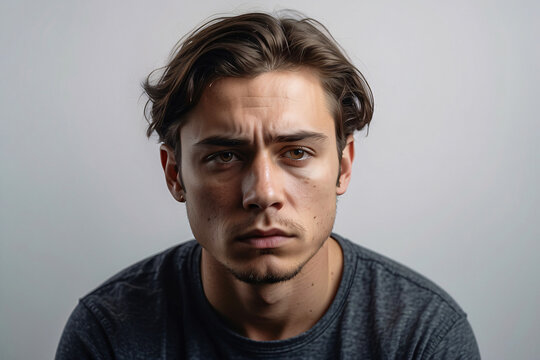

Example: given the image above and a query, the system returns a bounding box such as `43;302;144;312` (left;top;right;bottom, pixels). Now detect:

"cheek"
185;178;240;229
287;165;338;215
185;184;233;255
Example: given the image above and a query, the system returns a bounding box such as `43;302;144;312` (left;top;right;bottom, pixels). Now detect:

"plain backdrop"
1;0;538;359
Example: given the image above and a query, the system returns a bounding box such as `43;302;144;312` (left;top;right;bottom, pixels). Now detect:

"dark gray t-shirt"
56;234;480;359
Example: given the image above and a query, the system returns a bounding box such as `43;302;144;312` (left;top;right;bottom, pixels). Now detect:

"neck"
201;236;343;341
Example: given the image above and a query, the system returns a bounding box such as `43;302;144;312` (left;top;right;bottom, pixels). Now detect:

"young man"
56;12;480;359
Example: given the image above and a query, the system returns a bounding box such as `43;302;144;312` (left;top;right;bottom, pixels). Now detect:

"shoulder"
78;240;198;343
81;240;198;318
86;240;196;294
335;233;464;315
57;240;199;358
57;240;200;358
333;233;480;358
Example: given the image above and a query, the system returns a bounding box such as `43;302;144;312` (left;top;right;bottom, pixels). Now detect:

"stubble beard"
226;234;330;285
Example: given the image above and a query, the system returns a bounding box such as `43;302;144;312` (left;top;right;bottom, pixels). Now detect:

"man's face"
167;69;353;284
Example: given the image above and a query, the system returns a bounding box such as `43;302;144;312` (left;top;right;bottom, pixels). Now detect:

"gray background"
1;0;538;359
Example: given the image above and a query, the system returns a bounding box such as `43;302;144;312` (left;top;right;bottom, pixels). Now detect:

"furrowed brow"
194;131;328;148
194;136;250;147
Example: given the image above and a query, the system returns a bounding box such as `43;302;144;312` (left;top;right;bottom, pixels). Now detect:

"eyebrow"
270;131;328;143
194;136;250;147
194;131;328;147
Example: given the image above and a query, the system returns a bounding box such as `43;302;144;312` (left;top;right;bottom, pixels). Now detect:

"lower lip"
239;236;292;249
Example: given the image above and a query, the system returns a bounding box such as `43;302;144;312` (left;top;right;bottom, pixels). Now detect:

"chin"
225;255;309;285
224;234;330;285
228;266;303;285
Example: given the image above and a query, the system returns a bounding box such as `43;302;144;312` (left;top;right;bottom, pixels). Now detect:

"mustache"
228;216;306;237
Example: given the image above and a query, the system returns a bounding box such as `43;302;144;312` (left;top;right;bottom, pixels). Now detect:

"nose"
242;153;284;211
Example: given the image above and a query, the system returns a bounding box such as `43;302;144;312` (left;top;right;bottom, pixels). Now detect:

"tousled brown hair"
143;12;373;157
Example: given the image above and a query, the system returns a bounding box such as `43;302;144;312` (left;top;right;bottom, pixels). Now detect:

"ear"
336;135;355;195
160;144;185;202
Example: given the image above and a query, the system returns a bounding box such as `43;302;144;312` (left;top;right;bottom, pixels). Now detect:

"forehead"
182;69;336;142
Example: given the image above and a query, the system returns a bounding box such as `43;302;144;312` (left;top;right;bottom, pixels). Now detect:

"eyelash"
282;148;312;161
206;151;241;164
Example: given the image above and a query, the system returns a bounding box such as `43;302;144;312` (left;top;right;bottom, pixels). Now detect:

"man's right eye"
217;152;235;162
207;151;240;164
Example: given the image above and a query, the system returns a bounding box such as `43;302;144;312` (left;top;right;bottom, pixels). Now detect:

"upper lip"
236;228;291;240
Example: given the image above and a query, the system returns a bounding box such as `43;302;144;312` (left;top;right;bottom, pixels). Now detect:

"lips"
236;229;293;249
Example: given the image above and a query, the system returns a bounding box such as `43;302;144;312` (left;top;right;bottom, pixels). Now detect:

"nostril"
248;203;261;210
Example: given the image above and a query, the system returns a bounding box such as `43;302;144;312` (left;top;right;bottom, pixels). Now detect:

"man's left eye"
283;149;310;160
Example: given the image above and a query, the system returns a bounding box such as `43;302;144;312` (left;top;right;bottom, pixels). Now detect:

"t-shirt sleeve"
55;301;114;360
427;316;481;359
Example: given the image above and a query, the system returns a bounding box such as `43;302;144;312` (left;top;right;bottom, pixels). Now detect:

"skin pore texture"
161;69;355;341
